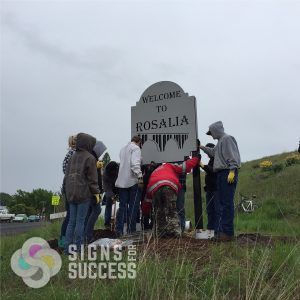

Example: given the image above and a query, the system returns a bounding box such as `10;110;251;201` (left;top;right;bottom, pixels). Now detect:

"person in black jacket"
103;161;119;229
200;143;217;237
85;140;107;243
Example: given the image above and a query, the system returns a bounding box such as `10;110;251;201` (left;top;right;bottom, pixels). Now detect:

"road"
0;221;50;236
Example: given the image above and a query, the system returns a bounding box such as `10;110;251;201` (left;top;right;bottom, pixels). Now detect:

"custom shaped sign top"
131;81;198;164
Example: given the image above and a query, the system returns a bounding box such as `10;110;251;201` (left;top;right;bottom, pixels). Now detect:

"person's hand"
94;194;102;204
96;161;104;169
227;170;235;184
199;161;204;169
138;177;144;189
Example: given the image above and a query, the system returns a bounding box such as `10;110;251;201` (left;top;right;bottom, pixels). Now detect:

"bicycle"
236;193;258;213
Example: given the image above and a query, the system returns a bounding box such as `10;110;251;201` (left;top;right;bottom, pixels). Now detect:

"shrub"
285;153;300;166
259;160;273;171
252;163;260;169
271;163;284;173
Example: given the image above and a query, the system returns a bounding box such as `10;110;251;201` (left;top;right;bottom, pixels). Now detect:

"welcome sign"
131;81;198;164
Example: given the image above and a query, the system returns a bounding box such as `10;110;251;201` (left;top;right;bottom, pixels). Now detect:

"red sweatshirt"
146;157;199;199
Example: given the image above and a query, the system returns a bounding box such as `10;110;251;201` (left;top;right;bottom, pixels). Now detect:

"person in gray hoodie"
64;133;100;252
200;121;241;241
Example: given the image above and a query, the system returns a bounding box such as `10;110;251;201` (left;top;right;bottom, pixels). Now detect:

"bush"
252;163;260;169
259;160;273;171
271;163;284;173
285;154;300;166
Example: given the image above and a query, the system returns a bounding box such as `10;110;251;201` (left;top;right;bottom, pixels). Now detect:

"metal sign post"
51;195;60;214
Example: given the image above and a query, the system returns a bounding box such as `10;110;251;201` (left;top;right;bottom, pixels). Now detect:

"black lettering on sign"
140;90;181;104
159;119;167;128
144;121;151;131
136;122;143;132
151;120;158;129
180;115;189;125
135;115;189;132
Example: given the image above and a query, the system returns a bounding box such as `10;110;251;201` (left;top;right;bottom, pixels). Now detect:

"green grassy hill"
185;151;300;237
1;151;299;299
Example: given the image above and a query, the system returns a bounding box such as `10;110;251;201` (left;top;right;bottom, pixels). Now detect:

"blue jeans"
104;195;113;226
215;169;238;236
116;184;141;235
206;190;217;230
60;198;70;238
65;200;91;252
85;201;101;243
176;189;186;231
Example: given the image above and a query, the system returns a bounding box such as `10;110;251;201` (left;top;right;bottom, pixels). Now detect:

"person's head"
105;161;119;178
68;135;77;150
131;135;142;147
206;121;225;140
76;133;96;153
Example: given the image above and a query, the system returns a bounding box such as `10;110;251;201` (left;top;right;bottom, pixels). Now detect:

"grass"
0;151;300;299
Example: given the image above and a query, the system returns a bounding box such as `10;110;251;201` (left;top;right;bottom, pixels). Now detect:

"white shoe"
195;229;209;239
207;230;215;239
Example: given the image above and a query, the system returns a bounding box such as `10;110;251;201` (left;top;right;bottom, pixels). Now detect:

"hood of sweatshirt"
93;140;107;159
208;121;225;140
76;133;96;153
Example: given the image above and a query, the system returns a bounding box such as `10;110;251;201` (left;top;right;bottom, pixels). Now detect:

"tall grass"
1;151;299;299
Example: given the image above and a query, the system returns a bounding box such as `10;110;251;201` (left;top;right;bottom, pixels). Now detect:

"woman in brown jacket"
64;133;100;253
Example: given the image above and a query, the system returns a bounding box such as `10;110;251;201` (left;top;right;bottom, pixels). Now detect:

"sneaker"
207;230;215;239
195;229;209;239
58;236;65;249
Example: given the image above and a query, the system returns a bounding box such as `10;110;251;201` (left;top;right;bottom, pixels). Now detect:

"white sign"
50;211;67;220
131;81;198;164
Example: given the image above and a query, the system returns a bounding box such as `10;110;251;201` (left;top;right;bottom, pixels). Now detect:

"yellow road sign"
51;195;60;206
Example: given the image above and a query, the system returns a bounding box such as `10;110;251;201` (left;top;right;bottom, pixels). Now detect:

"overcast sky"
1;0;299;194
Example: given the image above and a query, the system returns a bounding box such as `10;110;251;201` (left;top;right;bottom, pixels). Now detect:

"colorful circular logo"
10;237;62;288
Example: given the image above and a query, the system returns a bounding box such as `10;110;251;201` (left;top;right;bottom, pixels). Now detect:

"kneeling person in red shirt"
144;156;199;238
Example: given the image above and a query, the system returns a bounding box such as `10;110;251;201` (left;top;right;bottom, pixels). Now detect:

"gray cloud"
1;1;300;194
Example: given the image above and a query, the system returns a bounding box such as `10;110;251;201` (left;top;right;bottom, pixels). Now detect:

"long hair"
68;135;77;150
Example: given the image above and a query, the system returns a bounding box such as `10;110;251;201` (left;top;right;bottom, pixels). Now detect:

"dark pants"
85;201;102;242
104;195;113;226
60;199;70;238
215;169;238;236
206;190;217;230
116;184;141;235
176;189;186;232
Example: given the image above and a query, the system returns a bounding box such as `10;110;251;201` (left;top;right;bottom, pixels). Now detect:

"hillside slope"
185;151;300;236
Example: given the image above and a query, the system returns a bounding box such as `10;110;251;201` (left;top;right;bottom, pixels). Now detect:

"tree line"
0;189;55;216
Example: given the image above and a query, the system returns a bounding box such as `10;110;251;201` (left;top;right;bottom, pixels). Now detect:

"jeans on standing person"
215;169;238;236
206;190;216;230
85;201;102;243
64;200;91;253
176;189;186;232
104;195;113;227
116;184;141;236
59;198;70;247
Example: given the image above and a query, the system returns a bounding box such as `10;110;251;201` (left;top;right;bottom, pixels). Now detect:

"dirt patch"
48;230;297;255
